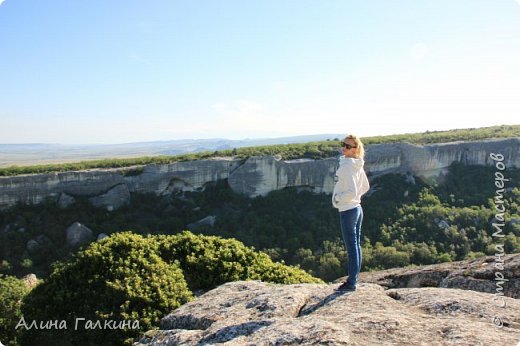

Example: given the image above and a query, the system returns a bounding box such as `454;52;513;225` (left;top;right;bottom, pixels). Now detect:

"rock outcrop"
0;138;518;208
25;234;52;254
88;183;131;211
57;192;75;208
227;157;337;197
22;273;38;289
134;279;520;346
358;253;520;298
97;233;109;241
65;222;94;247
186;215;217;231
134;255;520;345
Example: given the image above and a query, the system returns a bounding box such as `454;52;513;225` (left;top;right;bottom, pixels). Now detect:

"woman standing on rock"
332;135;370;291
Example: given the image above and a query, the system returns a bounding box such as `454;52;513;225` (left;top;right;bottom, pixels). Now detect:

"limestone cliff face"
227;157;337;197
376;138;520;179
224;137;519;196
124;158;237;195
0;138;518;208
0;158;237;209
0;170;126;209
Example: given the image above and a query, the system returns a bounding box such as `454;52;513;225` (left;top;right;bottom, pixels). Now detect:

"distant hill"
0;134;343;168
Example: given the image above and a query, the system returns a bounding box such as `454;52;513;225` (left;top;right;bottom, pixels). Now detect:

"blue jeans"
339;205;363;286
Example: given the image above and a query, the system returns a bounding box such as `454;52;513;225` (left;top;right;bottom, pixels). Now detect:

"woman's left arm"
360;170;370;196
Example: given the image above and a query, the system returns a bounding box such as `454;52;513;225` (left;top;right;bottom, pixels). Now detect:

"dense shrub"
18;231;322;346
157;230;323;290
0;275;30;346
20;232;193;346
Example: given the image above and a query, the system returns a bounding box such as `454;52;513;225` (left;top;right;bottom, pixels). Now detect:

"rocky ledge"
358;253;520;298
134;257;520;345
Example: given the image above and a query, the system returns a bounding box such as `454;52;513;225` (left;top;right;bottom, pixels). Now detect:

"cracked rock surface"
134;280;520;346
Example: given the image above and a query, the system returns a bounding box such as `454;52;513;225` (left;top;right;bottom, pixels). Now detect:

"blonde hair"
344;134;365;159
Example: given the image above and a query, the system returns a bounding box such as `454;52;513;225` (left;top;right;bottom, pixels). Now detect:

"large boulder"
134;280;520;345
25;235;52;254
25;239;40;254
65;222;94;247
96;233;109;241
186;215;217;230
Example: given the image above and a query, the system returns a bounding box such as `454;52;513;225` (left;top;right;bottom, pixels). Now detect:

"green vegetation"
0;275;30;346
157;231;321;290
1;163;518;284
360;124;519;144
0;160;519;345
20;232;191;346
18;231;319;346
0;124;518;176
0;125;517;346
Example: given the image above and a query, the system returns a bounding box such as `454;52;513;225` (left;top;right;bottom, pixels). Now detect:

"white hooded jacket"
332;156;370;212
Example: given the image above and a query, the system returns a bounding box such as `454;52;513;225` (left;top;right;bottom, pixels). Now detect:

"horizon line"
0;124;518;146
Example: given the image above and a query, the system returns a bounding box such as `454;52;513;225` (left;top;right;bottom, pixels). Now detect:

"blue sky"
1;0;519;144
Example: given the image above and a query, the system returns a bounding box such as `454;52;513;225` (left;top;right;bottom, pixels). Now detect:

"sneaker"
336;282;356;291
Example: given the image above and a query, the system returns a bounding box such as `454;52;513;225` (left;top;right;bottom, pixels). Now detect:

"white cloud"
0;0;6;6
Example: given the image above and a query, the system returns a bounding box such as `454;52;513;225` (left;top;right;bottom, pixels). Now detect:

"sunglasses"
341;142;357;150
